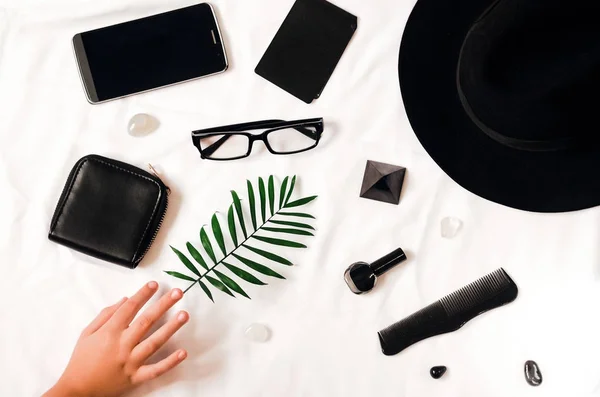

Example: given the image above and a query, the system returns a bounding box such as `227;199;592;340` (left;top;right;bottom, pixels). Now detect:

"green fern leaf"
242;244;293;266
284;175;297;205
278;212;315;219
185;243;208;271
262;227;314;236
165;270;196;282
171;246;202;276
198;280;214;302
232;253;285;279
279;176;289;209
200;227;217;264
214;269;250;299
247;180;257;231
259;177;266;223
223;262;266;285
284;195;318;208
268;175;275;216
252;235;307;248
211;214;226;256
269;220;315;230
227;205;238;246
206;275;234;297
231;190;248;239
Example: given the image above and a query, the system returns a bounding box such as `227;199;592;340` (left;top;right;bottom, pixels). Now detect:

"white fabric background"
1;0;600;396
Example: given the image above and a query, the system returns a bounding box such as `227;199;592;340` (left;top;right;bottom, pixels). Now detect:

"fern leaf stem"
183;282;197;294
183;209;281;293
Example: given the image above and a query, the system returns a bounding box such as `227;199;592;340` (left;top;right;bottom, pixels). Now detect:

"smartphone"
72;3;228;104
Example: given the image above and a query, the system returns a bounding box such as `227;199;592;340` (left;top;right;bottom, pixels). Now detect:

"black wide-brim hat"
400;0;600;212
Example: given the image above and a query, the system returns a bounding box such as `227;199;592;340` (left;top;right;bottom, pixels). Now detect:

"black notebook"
255;0;357;104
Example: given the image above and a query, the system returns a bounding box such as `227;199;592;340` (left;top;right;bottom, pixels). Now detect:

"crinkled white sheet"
2;0;600;396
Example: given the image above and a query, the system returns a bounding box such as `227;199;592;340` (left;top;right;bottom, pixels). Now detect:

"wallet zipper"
136;163;170;264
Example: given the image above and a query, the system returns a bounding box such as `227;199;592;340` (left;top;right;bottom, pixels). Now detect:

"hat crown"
457;0;600;151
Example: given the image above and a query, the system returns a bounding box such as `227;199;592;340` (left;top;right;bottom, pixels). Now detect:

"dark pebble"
524;360;542;386
430;366;447;379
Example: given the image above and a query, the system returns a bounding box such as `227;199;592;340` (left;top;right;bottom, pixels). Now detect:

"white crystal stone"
441;217;463;239
127;113;158;137
245;323;271;343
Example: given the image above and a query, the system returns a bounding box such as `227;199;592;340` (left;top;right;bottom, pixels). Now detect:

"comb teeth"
439;268;511;316
379;303;438;336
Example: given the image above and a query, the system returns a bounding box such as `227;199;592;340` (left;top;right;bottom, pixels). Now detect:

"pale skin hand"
43;281;189;397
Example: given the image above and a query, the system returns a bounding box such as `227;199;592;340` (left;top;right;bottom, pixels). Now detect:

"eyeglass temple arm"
202;134;230;158
261;120;322;139
194;120;288;134
257;120;321;139
294;125;320;139
194;119;322;136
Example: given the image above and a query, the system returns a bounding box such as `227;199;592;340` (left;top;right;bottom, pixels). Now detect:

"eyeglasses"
191;118;323;160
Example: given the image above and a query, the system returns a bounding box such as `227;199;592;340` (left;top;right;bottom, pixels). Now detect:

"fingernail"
177;311;188;322
178;350;187;360
171;289;183;299
120;297;128;303
148;281;158;290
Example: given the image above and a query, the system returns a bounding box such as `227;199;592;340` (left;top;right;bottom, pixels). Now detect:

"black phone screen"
75;3;227;102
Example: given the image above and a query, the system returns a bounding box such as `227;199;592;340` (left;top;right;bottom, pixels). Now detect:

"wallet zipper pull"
148;163;171;195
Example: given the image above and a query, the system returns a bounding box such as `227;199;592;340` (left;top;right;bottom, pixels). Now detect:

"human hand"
43;281;189;397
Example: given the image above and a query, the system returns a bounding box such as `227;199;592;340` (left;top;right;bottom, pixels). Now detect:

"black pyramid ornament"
359;160;406;205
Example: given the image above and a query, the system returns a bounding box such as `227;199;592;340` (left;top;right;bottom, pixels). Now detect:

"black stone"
430;366;447;379
359;160;406;205
524;360;542;386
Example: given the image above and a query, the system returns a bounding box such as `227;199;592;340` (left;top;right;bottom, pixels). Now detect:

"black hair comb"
378;268;518;356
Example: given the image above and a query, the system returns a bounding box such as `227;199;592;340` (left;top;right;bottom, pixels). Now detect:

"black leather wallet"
48;154;169;269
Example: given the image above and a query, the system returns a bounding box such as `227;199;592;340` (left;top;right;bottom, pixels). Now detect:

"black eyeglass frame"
191;118;324;160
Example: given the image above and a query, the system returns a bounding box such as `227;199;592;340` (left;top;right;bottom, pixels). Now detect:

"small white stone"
128;113;158;137
441;217;463;239
245;323;271;343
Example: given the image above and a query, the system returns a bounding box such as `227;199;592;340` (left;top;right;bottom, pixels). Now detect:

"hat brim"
400;0;600;212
